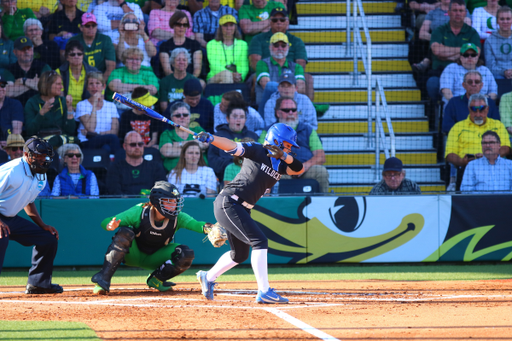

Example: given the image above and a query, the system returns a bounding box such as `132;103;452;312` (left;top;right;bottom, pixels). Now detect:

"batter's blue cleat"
256;288;289;304
197;270;216;300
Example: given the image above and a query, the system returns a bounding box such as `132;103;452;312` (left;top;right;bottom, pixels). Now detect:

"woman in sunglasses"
159;10;202;79
206;14;248;84
50;143;99;197
148;0;193;47
440;43;497;105
75;72;120;154
159;101;208;172
56;40;99;113
167;140;217;198
116;12;156;68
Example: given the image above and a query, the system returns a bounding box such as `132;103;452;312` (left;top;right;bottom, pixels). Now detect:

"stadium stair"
291;0;445;194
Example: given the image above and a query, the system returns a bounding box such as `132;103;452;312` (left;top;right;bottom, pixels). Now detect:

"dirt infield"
1;279;512;340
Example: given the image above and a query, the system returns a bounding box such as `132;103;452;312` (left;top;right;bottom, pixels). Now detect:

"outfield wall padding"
4;195;511;268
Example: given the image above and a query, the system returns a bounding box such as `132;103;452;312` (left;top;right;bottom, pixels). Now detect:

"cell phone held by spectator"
225;64;237;73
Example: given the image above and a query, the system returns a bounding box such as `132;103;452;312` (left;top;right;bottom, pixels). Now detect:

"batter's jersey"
0;157;47;217
222;142;288;205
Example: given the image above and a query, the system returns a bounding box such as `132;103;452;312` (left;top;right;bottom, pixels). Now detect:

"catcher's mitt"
203;223;228;247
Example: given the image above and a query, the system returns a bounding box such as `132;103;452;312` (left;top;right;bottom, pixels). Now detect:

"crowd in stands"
0;0;331;197
407;0;512;192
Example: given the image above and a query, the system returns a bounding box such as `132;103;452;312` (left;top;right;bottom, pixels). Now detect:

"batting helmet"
264;123;299;150
24;137;54;174
150;181;184;219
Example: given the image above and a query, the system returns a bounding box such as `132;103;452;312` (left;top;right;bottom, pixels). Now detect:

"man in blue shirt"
461;131;512;192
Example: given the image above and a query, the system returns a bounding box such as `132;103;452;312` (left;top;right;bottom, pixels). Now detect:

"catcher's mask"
150;181;184;218
24;137;54;174
264;123;300;150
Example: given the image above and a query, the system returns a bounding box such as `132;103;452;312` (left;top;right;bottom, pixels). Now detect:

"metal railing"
374;79;396;181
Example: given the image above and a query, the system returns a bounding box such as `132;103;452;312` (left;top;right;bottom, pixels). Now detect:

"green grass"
2;263;512;286
0;321;101;340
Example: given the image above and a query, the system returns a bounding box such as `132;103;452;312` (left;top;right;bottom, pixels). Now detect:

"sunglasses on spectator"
470;105;487;112
84;24;97;28
172;113;190;118
128;142;144;147
8;147;23;151
66;153;81;158
482;141;498;145
273;42;287;48
0;83;7;88
465;79;481;85
68;52;83;57
271;18;287;23
279;108;297;113
461;53;478;58
174;23;189;28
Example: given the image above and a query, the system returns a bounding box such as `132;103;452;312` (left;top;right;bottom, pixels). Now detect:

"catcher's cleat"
91;272;110;293
147;274;176;292
256;288;289;304
93;284;108;295
197;270;216;300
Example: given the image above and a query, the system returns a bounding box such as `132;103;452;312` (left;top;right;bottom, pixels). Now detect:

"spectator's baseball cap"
184;78;202;97
82;13;97;26
219;14;237;25
14;36;33;50
383;157;403;172
461;43;478;54
6;134;25;148
270;32;289;45
278;73;296;85
0;75;7;86
270;8;288;17
132;87;158;107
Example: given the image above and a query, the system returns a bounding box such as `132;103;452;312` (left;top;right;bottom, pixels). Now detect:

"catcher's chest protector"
134;206;178;255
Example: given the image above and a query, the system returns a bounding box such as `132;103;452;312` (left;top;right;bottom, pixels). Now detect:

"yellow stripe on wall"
293;30;404;43
317;121;429;134
315;90;421;103
325;152;437;166
297;2;396;14
306;60;411;73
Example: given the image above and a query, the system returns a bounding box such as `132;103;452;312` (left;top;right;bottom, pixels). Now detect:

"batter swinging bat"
112;92;197;137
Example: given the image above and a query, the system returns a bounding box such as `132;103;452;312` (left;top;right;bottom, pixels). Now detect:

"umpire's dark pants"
0;214;58;288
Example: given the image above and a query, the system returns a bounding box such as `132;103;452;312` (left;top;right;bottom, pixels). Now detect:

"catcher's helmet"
24;137;54;174
264;123;299;150
150;181;184;218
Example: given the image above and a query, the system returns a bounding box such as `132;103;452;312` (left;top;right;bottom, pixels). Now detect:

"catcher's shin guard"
147;245;194;292
92;227;134;293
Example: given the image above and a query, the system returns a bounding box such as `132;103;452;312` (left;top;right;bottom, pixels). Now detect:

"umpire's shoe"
256;288;289;304
197;270;216;300
25;283;63;294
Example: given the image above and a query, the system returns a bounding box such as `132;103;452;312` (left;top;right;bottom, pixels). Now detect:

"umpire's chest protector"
134;206;177;255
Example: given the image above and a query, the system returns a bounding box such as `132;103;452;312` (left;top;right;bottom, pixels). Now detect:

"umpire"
0;137;63;294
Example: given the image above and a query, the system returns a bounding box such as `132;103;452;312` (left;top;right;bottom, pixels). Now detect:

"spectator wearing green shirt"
107;46;159;108
258;96;329;193
248;8;316;104
159;47;199;112
239;0;285;45
255;32;305;116
1;0;37;40
427;0;480;101
68;13;116;85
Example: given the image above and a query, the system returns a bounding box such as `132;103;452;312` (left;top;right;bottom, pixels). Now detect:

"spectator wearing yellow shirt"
17;0;57;24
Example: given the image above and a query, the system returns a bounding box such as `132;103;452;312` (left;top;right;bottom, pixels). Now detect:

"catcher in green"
91;181;227;294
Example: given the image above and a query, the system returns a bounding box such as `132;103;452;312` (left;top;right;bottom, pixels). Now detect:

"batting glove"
195;132;214;143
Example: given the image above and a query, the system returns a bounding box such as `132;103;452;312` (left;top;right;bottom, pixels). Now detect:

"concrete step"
327;166;443;184
317;120;429;134
291;15;401;30
321;134;433;152
292;29;405;44
306;43;408;59
314;89;421;103
313;73;416;90
326;151;437;166
330;184;447;194
297;1;396;15
306;60;411;73
320;103;426;120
